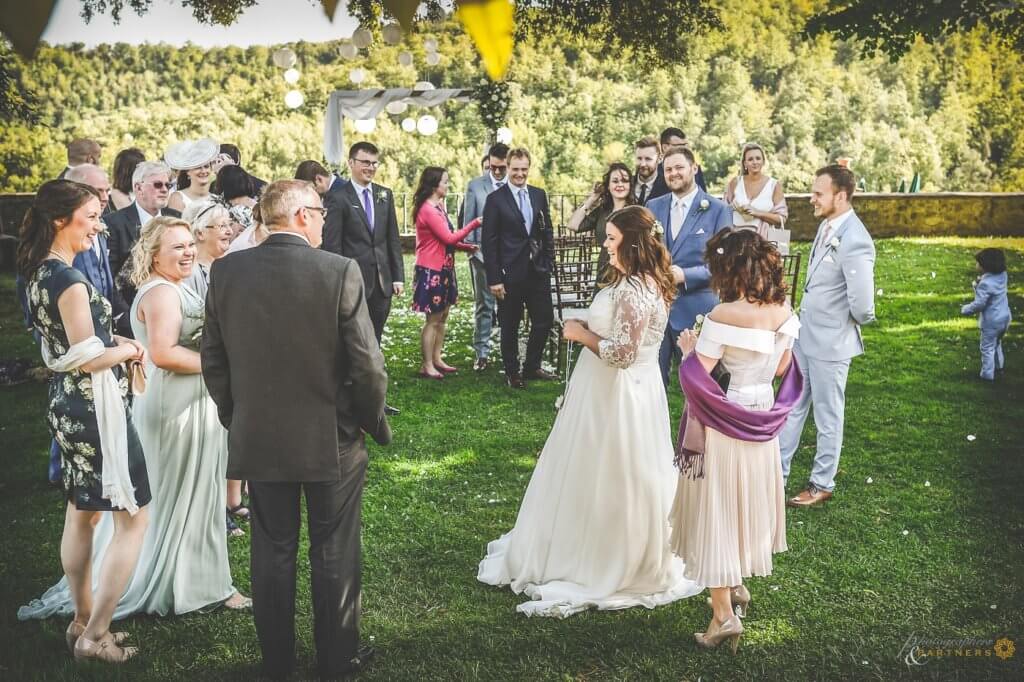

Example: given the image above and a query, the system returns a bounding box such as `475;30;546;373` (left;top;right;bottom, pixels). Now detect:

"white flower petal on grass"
924;480;931;487
967;434;976;441
866;477;873;483
876;288;884;296
902;530;909;536
931;271;937;278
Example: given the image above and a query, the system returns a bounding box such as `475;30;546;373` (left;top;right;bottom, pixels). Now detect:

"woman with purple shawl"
669;229;803;653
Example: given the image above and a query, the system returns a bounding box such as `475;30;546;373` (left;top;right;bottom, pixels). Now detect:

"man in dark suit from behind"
58;138;103;187
482;147;558;389
321;141;404;415
295;159;347;196
201;180;389;680
104;160;181;310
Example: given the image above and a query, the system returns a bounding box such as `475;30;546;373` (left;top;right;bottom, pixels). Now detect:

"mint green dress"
18;277;236;620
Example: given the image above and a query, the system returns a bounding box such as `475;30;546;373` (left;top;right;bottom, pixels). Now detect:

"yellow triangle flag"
382;0;420;29
319;0;340;21
456;0;514;82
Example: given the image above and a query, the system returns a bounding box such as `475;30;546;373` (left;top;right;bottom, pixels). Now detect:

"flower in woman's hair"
716;247;725;254
699;199;710;211
651;219;665;237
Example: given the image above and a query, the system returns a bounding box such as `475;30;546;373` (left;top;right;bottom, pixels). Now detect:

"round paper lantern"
414;81;435;91
385;100;408;115
272;48;296;69
351;28;373;49
354;118;377;134
338;41;358;59
382;23;403;45
401;117;417;133
349;68;366;84
417;115;438;135
496;127;513;144
425;52;440;66
283;68;300;84
398;51;414;67
284;90;304;109
423;37;438;52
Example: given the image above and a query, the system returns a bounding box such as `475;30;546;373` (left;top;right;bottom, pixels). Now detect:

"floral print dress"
27;260;151;511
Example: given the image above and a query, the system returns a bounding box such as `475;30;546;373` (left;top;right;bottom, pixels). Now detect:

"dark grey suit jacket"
201;233;391;482
105;202;182;291
322;181;405;296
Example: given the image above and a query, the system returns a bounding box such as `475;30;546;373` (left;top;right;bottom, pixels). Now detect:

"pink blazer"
414;202;479;270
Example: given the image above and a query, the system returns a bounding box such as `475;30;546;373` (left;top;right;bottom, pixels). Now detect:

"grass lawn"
1;237;1022;681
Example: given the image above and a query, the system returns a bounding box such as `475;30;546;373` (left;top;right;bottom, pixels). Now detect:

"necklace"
47;249;71;265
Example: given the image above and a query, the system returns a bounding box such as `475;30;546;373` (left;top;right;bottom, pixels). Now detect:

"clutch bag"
128;360;147;395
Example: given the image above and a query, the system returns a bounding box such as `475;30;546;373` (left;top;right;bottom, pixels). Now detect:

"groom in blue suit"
646;146;732;384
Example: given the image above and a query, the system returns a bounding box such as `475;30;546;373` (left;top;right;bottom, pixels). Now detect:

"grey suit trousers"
778;342;850;492
249;443;368;677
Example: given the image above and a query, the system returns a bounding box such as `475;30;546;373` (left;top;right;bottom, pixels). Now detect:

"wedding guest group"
461;142;509;371
961;247;1011;380
482;147;558;388
779;164;876;507
411;166;480;379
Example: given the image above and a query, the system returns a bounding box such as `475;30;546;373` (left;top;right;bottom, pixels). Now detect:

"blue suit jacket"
72;233;130;335
646;189;732;331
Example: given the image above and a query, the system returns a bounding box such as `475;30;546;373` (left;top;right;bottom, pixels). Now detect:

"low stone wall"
2;192;1022;268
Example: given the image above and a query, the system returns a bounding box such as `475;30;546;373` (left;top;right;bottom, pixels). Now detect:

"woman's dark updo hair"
17;180;100;277
975;248;1006;275
217;164;256;201
112;147;145;194
600;205;676;306
704;228;788;305
412;166;446;220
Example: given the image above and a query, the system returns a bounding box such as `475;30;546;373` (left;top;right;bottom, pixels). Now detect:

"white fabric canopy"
323;88;473;165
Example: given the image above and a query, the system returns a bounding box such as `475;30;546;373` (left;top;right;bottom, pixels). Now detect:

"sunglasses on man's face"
148;181;176;191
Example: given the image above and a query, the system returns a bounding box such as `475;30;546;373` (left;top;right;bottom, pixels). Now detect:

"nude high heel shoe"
73;632;138;664
695;615;744;654
65;621;130;654
705;585;752;619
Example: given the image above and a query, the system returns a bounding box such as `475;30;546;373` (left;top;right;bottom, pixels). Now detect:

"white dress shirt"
670;186;699;239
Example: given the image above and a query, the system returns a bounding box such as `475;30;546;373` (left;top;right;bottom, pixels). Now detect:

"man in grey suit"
779;165;876;507
460;142;509;371
202;180;390;679
322;141;404;415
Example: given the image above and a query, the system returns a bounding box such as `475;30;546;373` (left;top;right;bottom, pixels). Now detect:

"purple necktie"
362;187;375;231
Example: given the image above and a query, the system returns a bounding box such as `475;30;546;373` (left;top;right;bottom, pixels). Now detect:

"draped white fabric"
41;336;138;515
323;88;473;165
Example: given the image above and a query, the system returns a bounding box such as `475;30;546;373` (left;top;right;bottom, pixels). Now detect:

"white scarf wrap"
41;336;139;515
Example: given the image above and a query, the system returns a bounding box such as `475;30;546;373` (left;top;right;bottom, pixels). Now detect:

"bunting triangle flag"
456;0;515;81
0;0;57;59
383;0;420;29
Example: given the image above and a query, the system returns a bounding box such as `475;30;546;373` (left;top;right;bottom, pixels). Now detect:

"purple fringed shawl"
674;352;804;479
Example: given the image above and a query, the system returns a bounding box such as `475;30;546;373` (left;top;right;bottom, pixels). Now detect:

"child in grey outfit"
961;248;1011;380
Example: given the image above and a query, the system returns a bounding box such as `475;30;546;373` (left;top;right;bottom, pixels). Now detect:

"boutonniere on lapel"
377;188;388;203
828;236;841;251
698;199;710;212
823;236;841;263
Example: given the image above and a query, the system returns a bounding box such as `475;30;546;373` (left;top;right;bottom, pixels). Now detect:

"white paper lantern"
349;68;366;84
283;68;300;84
284;90;304;109
401;117;417;132
398;51;414;67
496;127;513;144
423;37;439;52
354;118;377;134
338;41;358;59
382;23;403;45
414;81;435;91
272;48;296;68
385;100;408;115
351;28;373;49
417;115;438;135
425;52;440;66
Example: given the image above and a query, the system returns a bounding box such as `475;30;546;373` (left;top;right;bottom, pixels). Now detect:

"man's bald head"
67;138;102;166
65;164;111;213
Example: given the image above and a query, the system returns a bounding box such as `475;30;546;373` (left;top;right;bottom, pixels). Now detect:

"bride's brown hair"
599;206;676;306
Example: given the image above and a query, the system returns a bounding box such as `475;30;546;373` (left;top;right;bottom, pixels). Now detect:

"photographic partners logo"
899;633;1016;666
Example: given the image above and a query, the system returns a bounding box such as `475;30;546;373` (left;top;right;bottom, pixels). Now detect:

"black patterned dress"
27;260;151;511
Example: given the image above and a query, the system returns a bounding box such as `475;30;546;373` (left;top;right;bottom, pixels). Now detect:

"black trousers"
498;272;554;376
365;276;392;343
249;443;368;678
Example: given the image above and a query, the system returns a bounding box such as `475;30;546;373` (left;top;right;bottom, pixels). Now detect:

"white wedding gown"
478;276;703;617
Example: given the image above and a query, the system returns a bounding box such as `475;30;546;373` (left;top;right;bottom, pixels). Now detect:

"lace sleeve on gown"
597;283;649;369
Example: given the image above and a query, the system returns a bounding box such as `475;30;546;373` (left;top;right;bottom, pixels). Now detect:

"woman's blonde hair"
740;142;767;175
128;216;192;287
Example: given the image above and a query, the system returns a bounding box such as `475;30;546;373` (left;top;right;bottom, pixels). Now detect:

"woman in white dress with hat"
165;138;221;214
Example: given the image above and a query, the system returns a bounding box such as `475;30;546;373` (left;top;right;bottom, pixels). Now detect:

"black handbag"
710;362;731;393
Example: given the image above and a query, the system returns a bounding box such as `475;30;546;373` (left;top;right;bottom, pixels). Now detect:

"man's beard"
636;167;655;182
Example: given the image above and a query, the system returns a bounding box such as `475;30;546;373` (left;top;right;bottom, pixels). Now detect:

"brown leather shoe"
787;486;833;508
507;373;526;389
525;368;558;381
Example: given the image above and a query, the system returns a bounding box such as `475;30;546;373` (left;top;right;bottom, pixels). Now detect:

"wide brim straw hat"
164;138;220;171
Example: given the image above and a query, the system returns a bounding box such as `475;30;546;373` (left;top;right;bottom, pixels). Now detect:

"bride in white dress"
478;206;702;617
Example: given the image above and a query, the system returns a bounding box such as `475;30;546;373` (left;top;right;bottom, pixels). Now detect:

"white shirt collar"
672;185;699;208
488;172;505;188
351;178;372;193
271;229;311;245
136;202;155;225
827;208;854;232
510;182;529;195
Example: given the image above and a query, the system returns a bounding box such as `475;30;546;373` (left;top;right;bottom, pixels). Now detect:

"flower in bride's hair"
651;219;665;237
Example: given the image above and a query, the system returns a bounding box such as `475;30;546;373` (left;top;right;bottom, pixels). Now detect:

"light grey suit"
461;173;503;359
779;210;876;492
